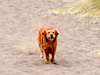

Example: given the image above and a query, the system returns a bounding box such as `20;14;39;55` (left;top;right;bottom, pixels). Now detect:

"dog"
38;26;59;64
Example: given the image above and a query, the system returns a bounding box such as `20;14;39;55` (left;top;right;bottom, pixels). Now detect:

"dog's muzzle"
50;34;53;39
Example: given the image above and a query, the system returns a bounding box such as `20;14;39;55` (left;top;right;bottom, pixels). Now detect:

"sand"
0;0;100;75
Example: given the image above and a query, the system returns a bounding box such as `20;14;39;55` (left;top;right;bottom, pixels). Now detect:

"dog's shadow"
33;58;72;68
24;51;72;68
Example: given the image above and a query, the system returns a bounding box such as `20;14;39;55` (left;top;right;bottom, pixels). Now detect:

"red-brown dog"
38;26;59;64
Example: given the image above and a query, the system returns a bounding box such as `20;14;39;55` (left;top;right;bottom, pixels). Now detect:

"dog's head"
42;29;59;42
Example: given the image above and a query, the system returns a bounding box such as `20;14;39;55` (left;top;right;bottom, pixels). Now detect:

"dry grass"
68;0;100;16
49;0;100;16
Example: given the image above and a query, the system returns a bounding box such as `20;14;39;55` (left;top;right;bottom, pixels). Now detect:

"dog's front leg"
44;49;49;64
51;46;56;64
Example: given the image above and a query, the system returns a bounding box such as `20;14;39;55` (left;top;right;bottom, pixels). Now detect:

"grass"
49;0;100;17
68;0;100;16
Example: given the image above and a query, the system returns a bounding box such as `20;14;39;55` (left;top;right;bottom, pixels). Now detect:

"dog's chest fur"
42;42;54;52
45;44;54;53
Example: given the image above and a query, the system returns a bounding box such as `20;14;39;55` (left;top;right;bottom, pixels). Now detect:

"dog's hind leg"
40;48;44;59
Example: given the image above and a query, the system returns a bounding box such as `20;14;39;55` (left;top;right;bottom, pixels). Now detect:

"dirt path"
0;0;100;75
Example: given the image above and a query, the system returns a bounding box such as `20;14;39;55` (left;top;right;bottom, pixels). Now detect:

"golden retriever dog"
38;26;59;64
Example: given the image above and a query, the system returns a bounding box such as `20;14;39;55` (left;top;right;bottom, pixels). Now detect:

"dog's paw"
52;62;57;64
50;61;57;64
40;55;44;59
44;61;50;64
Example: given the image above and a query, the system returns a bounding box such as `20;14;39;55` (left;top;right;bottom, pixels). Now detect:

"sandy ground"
0;0;100;75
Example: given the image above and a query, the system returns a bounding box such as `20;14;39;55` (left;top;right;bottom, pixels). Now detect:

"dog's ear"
42;30;48;42
42;30;46;36
55;30;59;36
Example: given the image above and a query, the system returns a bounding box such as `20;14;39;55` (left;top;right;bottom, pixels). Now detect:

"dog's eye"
48;32;50;34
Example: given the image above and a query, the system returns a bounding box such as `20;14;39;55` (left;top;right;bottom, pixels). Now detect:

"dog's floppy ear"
42;30;46;36
55;30;59;36
42;30;48;42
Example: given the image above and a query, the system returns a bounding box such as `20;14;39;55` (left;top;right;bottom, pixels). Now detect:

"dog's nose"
50;34;53;38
